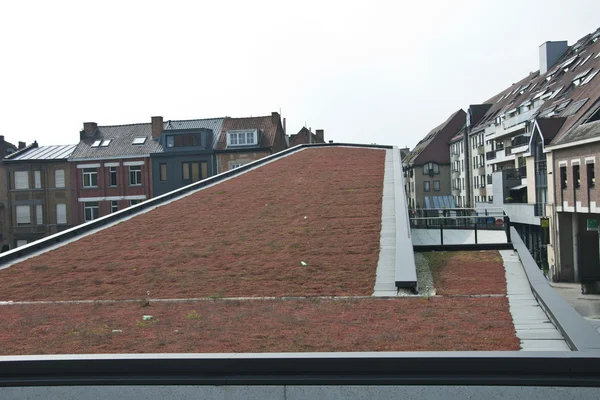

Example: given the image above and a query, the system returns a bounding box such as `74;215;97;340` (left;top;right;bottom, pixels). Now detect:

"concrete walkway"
411;228;507;246
373;149;399;296
500;250;570;351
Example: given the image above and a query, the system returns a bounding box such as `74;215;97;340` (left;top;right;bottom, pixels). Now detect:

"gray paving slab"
500;250;570;351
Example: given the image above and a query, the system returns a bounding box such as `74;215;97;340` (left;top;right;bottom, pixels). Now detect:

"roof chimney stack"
539;41;568;74
18;141;26;149
151;116;163;139
271;111;280;125
316;129;324;143
81;122;98;140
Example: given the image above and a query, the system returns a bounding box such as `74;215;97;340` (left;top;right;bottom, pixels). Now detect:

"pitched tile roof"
70;123;162;160
404;109;466;165
3;144;76;161
288;127;324;146
470;26;600;148
216;114;282;150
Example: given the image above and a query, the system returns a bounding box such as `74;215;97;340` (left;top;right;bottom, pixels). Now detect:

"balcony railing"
512;135;530;147
504;168;521;180
505;147;513;156
534;203;546;217
486;151;496;160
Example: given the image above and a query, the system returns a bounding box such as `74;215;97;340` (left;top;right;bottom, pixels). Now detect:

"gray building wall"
151;151;215;197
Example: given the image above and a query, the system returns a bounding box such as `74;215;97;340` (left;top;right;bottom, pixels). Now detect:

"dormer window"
165;133;202;148
227;129;258;147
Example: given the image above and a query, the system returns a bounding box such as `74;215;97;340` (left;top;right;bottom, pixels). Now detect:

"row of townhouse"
0;112;325;250
404;26;600;286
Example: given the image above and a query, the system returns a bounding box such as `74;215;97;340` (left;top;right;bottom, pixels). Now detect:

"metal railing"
486;151;496;160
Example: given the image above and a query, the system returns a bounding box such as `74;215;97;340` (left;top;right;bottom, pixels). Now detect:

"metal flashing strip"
510;227;600;351
2;352;600;387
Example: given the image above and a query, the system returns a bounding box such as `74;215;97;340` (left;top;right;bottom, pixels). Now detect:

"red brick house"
215;112;287;172
69;122;161;224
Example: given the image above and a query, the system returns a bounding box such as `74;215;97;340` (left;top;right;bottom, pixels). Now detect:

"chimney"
151;116;163;139
271;111;280;125
316;129;324;143
283;118;287;135
539;41;568;74
18;141;26;149
82;122;98;136
0;135;4;143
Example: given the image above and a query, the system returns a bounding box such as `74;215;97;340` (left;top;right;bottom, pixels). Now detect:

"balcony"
502;203;541;225
504;147;513;156
503;107;540;130
486;151;496;160
512;135;530;147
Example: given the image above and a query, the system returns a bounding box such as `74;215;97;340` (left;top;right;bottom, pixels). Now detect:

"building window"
560;166;567;189
56;203;67;224
160;163;167;181
423;162;439;175
424;181;431;192
227;130;258;147
231;163;245;169
130;199;142;206
34;171;42;189
129;166;142;186
36;204;43;225
573;164;581;188
84;202;99;222
433;180;440;191
14;171;29;190
166;134;202;148
82;168;98;188
16;240;27;247
109;167;117;186
16;205;30;225
55;169;65;188
182;162;207;182
588;163;595;188
110;200;119;213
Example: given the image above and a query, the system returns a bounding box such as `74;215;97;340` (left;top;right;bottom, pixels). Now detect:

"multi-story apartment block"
2;143;76;248
70;122;160;224
403;110;466;210
449;26;600;278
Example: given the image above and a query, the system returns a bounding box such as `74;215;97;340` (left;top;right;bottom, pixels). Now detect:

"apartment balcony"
486;121;528;141
505;147;513;156
488;148;516;165
502;203;541;225
503;107;540;130
511;134;530;148
486;151;496;160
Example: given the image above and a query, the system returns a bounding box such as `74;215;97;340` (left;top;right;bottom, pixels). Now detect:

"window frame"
110;200;119;213
423;181;431;192
588;163;595;189
55;169;65;188
159;163;168;181
82;168;98;188
14;171;29;190
36;204;43;225
129;199;142;207
109;167;118;187
560;166;568;189
128;166;142;186
34;171;42;189
56;203;67;225
16;205;31;225
433;180;441;192
83;202;99;222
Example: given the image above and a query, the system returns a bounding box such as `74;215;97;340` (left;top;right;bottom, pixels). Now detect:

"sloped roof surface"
70;123;162;160
216;115;281;150
5;144;76;161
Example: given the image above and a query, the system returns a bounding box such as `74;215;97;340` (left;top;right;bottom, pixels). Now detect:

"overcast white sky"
1;0;600;149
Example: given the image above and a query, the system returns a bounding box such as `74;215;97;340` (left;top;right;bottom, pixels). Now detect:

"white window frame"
84;202;99;222
14;171;29;190
16;240;27;247
56;203;67;225
129;199;142;207
16;205;31;225
82;168;98;188
129;166;142;186
226;130;258;147
36;204;43;225
55;169;65;188
110;200;118;213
